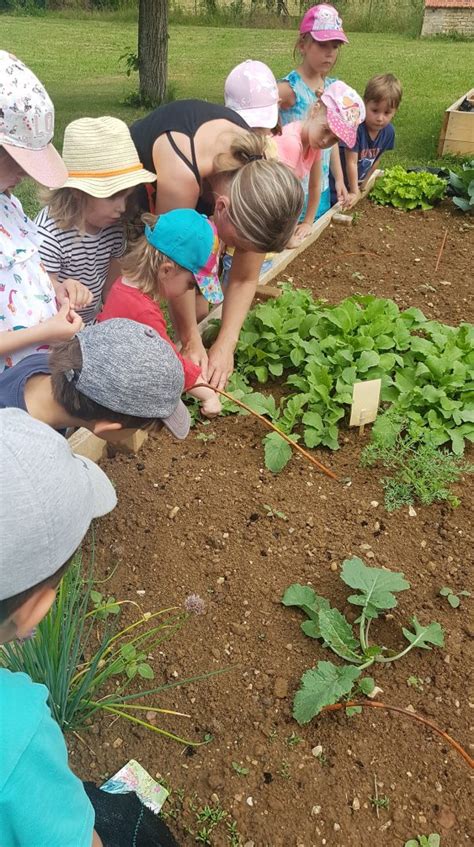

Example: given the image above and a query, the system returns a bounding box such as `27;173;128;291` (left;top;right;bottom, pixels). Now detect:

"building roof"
425;0;474;8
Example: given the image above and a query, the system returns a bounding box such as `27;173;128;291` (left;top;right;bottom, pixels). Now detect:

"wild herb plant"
282;558;444;724
370;166;446;210
1;552;208;743
405;836;440;847
208;290;474;473
361;413;473;510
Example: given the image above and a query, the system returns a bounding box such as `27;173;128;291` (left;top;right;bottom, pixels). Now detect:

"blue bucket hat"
145;209;223;305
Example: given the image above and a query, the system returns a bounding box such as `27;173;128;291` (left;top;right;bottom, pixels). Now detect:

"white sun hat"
61;115;156;197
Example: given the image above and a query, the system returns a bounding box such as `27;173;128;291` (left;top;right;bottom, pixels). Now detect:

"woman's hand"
206;343;234;389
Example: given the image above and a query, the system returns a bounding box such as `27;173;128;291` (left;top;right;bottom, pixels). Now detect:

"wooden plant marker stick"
193;384;338;482
435;228;448;273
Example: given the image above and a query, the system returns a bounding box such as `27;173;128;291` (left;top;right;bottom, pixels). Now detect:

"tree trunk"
138;0;168;107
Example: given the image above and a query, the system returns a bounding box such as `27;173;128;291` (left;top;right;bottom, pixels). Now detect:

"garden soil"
70;201;473;847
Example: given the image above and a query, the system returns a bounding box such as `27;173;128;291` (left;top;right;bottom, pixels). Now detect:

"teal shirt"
279;71;337;219
0;669;95;846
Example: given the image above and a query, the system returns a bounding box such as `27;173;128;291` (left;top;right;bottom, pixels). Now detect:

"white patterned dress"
0;192;57;371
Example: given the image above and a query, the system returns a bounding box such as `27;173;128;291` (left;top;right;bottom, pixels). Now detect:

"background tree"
138;0;168;107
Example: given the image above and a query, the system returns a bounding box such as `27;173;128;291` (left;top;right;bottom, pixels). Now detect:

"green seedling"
226;819;241;846
370;794;390;810
282;558;444;724
407;675;424;690
286;731;302;747
405;835;440;847
263;504;288;520
278;760;291;780
439;586;471;608
231;762;249;776
195;827;213;844
351;271;365;281
90;589;120;618
196;805;227;825
352;211;363;225
196;431;216;443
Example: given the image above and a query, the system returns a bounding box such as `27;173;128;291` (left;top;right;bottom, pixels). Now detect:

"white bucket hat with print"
61;116;156;197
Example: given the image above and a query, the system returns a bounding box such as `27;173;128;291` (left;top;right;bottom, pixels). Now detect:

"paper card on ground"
101;759;169;815
349;379;382;427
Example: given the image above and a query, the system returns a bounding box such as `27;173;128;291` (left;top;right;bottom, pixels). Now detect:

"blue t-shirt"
0;353;50;410
0;669;95;846
330;121;395;202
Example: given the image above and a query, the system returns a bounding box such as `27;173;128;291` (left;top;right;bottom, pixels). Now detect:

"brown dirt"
70;202;473;847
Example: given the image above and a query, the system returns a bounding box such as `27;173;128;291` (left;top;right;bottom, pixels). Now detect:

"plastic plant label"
101;759;169;815
349;379;382;427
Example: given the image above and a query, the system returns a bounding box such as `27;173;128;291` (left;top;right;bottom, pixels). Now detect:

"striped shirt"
35;206;126;324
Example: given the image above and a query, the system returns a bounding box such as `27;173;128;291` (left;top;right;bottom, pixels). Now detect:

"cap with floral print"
321;80;365;148
299;4;348;43
0;50;67;188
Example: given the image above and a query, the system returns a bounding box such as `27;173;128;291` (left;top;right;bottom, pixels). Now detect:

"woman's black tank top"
130;99;249;213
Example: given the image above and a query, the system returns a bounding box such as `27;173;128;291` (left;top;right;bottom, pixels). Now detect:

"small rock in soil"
273;677;289;698
437;805;456;830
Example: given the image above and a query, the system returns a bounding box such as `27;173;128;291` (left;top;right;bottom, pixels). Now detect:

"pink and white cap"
225;60;279;130
0;51;67;189
321;80;365;148
300;4;348;44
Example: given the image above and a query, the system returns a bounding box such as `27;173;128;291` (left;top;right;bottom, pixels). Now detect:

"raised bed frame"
438;88;474;157
69;170;381;461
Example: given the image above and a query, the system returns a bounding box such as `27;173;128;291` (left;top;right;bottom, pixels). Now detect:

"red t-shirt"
97;278;201;391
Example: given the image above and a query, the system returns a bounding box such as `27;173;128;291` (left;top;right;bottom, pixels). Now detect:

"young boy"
0;407;117;845
330;73;402;207
0;318;190;440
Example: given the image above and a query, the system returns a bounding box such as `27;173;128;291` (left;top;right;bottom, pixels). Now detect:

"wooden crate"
438;88;474;156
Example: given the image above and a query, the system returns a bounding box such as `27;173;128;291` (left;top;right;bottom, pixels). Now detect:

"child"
35;116;157;325
98;209;222;418
0;50;90;372
0;407;116;846
276;80;365;244
0;318;191;441
278;4;350;219
223;60;280;283
331;73;402;206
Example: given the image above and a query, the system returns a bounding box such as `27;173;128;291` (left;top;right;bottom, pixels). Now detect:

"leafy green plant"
370;793;390;810
439;586;470;608
1;552;208;743
225;289;474;473
231;761;249;776
449;160;474;212
361;412;473;510
370;166;446;210
263;504;288;520
282;558;444;724
405;836;440;847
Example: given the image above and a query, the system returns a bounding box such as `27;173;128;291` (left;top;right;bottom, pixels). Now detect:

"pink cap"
0;50;67;189
321;80;365;148
300;4;348;43
224;60;279;130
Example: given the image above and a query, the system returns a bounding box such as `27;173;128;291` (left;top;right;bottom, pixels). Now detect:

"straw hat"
61;116;156;197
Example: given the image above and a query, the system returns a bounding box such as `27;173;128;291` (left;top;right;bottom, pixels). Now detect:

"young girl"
0;51;88;372
276;81;365;245
35;116;157;325
278;3;350;223
97;209;222;418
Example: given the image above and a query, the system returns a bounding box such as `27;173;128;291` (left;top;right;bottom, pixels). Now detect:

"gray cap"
72;319;190;440
0;408;117;600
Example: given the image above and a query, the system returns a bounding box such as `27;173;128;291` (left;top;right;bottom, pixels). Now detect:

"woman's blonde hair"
214;132;304;253
120;213;173;299
41;187;91;233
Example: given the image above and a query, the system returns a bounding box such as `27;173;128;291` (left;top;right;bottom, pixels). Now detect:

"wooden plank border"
69;170;382;460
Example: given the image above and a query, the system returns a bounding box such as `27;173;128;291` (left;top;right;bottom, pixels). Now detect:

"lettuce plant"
370;166;446;210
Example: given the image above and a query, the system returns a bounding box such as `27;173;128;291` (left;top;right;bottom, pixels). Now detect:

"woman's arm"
206;249;264;389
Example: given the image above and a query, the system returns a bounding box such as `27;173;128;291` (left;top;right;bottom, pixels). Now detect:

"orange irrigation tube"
321;700;473;769
193;384;339;482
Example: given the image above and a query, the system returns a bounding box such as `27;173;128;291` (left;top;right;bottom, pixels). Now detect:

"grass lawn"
2;14;472;214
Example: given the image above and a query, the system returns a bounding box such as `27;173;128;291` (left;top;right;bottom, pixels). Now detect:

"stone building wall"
421;6;474;36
